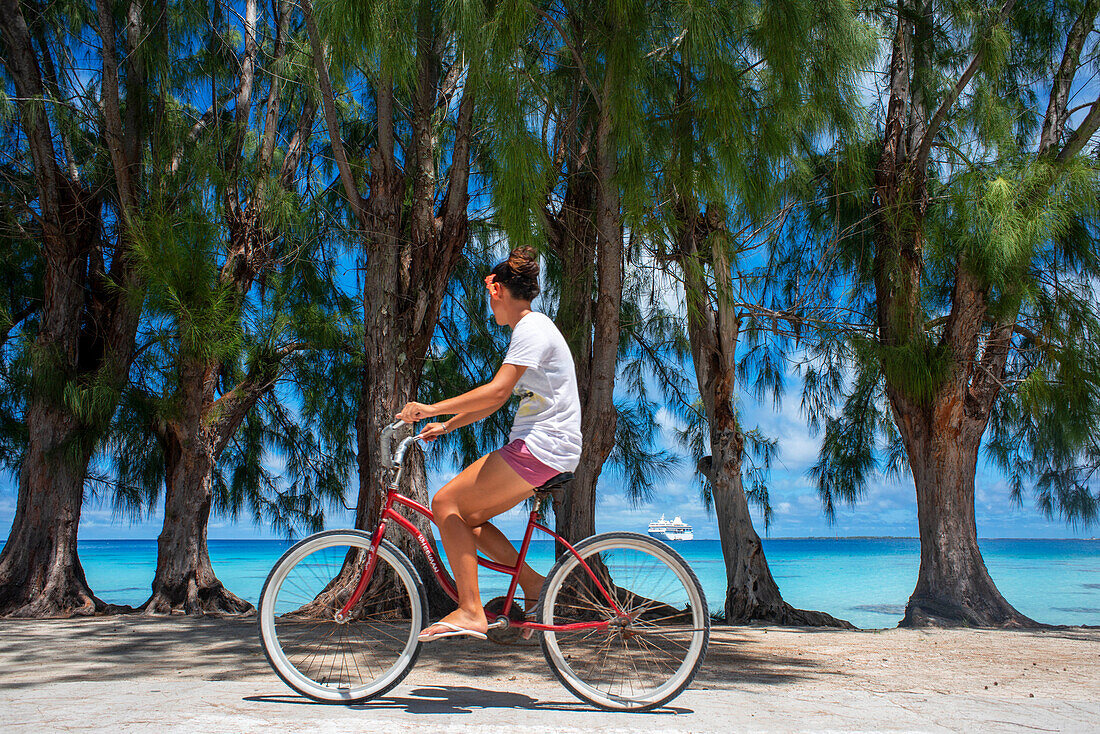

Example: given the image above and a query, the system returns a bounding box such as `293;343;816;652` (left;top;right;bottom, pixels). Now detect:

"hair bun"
507;247;539;278
491;247;541;301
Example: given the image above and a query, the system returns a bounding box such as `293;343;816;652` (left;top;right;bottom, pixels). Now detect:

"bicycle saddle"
533;472;572;503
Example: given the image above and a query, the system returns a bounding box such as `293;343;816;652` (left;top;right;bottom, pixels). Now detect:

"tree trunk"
355;347;455;616
710;426;851;627
678;208;849;627
0;403;106;617
142;362;252;615
870;0;1037;624
873;124;1035;627
896;409;1036;627
547;132;598;547
0;0;147;617
551;70;622;548
142;0;311;614
143;437;250;615
349;87;466;618
303;0;475;617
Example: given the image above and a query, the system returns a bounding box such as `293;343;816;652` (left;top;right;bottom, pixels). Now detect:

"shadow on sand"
0;616;836;695
245;686;693;715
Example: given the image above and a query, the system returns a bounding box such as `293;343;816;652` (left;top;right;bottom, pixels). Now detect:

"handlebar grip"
380;420;407;469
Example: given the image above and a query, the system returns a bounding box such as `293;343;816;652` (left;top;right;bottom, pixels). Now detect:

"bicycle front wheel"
540;532;709;711
258;529;427;703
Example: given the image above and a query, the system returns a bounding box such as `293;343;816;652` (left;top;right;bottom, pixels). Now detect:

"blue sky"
1;378;1091;542
1;248;1093;543
3;30;1097;545
1;264;1094;543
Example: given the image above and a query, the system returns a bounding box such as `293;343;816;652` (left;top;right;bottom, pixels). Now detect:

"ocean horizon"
73;536;1099;629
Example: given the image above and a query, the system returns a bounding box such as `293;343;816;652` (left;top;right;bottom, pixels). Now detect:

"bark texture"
545;29;623;548
144;409;250;614
677;209;850;627
0;404;102;617
140;351;275;614
899;411;1033;627
142;0;311;614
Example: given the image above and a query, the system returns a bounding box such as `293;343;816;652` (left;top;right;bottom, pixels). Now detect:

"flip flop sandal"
417;621;489;642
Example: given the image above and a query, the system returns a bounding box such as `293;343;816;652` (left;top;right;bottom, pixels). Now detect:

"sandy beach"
0;617;1096;732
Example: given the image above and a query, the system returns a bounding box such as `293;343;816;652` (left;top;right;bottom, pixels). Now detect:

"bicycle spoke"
542;535;708;710
263;537;421;699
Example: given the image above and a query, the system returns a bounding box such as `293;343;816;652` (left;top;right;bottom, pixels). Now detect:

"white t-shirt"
502;311;582;473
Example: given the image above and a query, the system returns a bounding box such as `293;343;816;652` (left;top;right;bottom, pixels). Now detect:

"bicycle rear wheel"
258;529;426;703
539;532;709;711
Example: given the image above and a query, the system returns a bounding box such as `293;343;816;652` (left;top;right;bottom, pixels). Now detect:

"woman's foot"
519;579;545;641
520;571;546;609
419;608;488;642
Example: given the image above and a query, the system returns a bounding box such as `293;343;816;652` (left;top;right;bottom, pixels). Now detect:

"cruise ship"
647;515;694;541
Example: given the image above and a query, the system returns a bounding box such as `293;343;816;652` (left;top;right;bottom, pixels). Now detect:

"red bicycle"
258;421;709;711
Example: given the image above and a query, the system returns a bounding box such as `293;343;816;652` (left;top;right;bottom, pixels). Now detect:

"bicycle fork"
333;508;391;624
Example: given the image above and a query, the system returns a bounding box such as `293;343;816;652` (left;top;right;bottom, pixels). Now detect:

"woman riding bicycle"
395;246;581;641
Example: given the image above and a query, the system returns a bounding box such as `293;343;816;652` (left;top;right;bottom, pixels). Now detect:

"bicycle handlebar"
381;419;422;470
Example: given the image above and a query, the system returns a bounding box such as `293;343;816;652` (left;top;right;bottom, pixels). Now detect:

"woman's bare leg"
427;451;535;635
470;522;545;605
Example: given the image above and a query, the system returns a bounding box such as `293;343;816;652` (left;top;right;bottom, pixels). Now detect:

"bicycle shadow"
244;686;693;715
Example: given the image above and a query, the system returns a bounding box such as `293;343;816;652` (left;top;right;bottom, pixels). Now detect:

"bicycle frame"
334;426;623;634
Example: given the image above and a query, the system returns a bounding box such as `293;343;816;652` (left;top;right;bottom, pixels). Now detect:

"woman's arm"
444;404;498;433
416;403;499;441
395;364;527;423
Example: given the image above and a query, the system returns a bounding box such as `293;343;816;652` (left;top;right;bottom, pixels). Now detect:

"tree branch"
1040;0;1100;155
258;0;289;169
533;5;602;111
209;341;313;456
278;99;316;188
169;86;240;174
300;0;367;230
0;0;62;231
914;0;1016;174
1056;98;1100;163
96;0;136;215
441;85;474;232
231;0;258;168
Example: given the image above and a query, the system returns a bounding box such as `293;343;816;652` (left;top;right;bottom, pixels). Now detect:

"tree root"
140;580;253;616
723;601;855;629
900;594;1045;629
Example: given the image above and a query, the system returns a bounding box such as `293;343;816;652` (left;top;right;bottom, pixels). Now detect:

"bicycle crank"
483;596;537;646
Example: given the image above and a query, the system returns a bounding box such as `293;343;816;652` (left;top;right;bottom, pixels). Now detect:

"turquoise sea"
80;537;1098;629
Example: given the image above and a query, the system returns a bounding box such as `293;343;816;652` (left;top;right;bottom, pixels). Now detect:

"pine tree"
109;196;355;613
299;0;545;610
523;0;658;545
632;0;872;623
0;0;167;616
100;0;349;613
806;0;1100;626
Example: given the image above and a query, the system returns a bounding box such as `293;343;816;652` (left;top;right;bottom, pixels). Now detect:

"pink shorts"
496;439;561;488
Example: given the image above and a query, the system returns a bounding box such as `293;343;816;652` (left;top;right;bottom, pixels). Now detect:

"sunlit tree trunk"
146;385;251;614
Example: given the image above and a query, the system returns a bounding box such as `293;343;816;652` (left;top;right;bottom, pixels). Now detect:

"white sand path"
0;618;1096;733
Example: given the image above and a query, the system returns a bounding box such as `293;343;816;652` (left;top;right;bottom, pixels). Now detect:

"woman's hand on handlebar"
395;401;436;422
417;422;447;442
